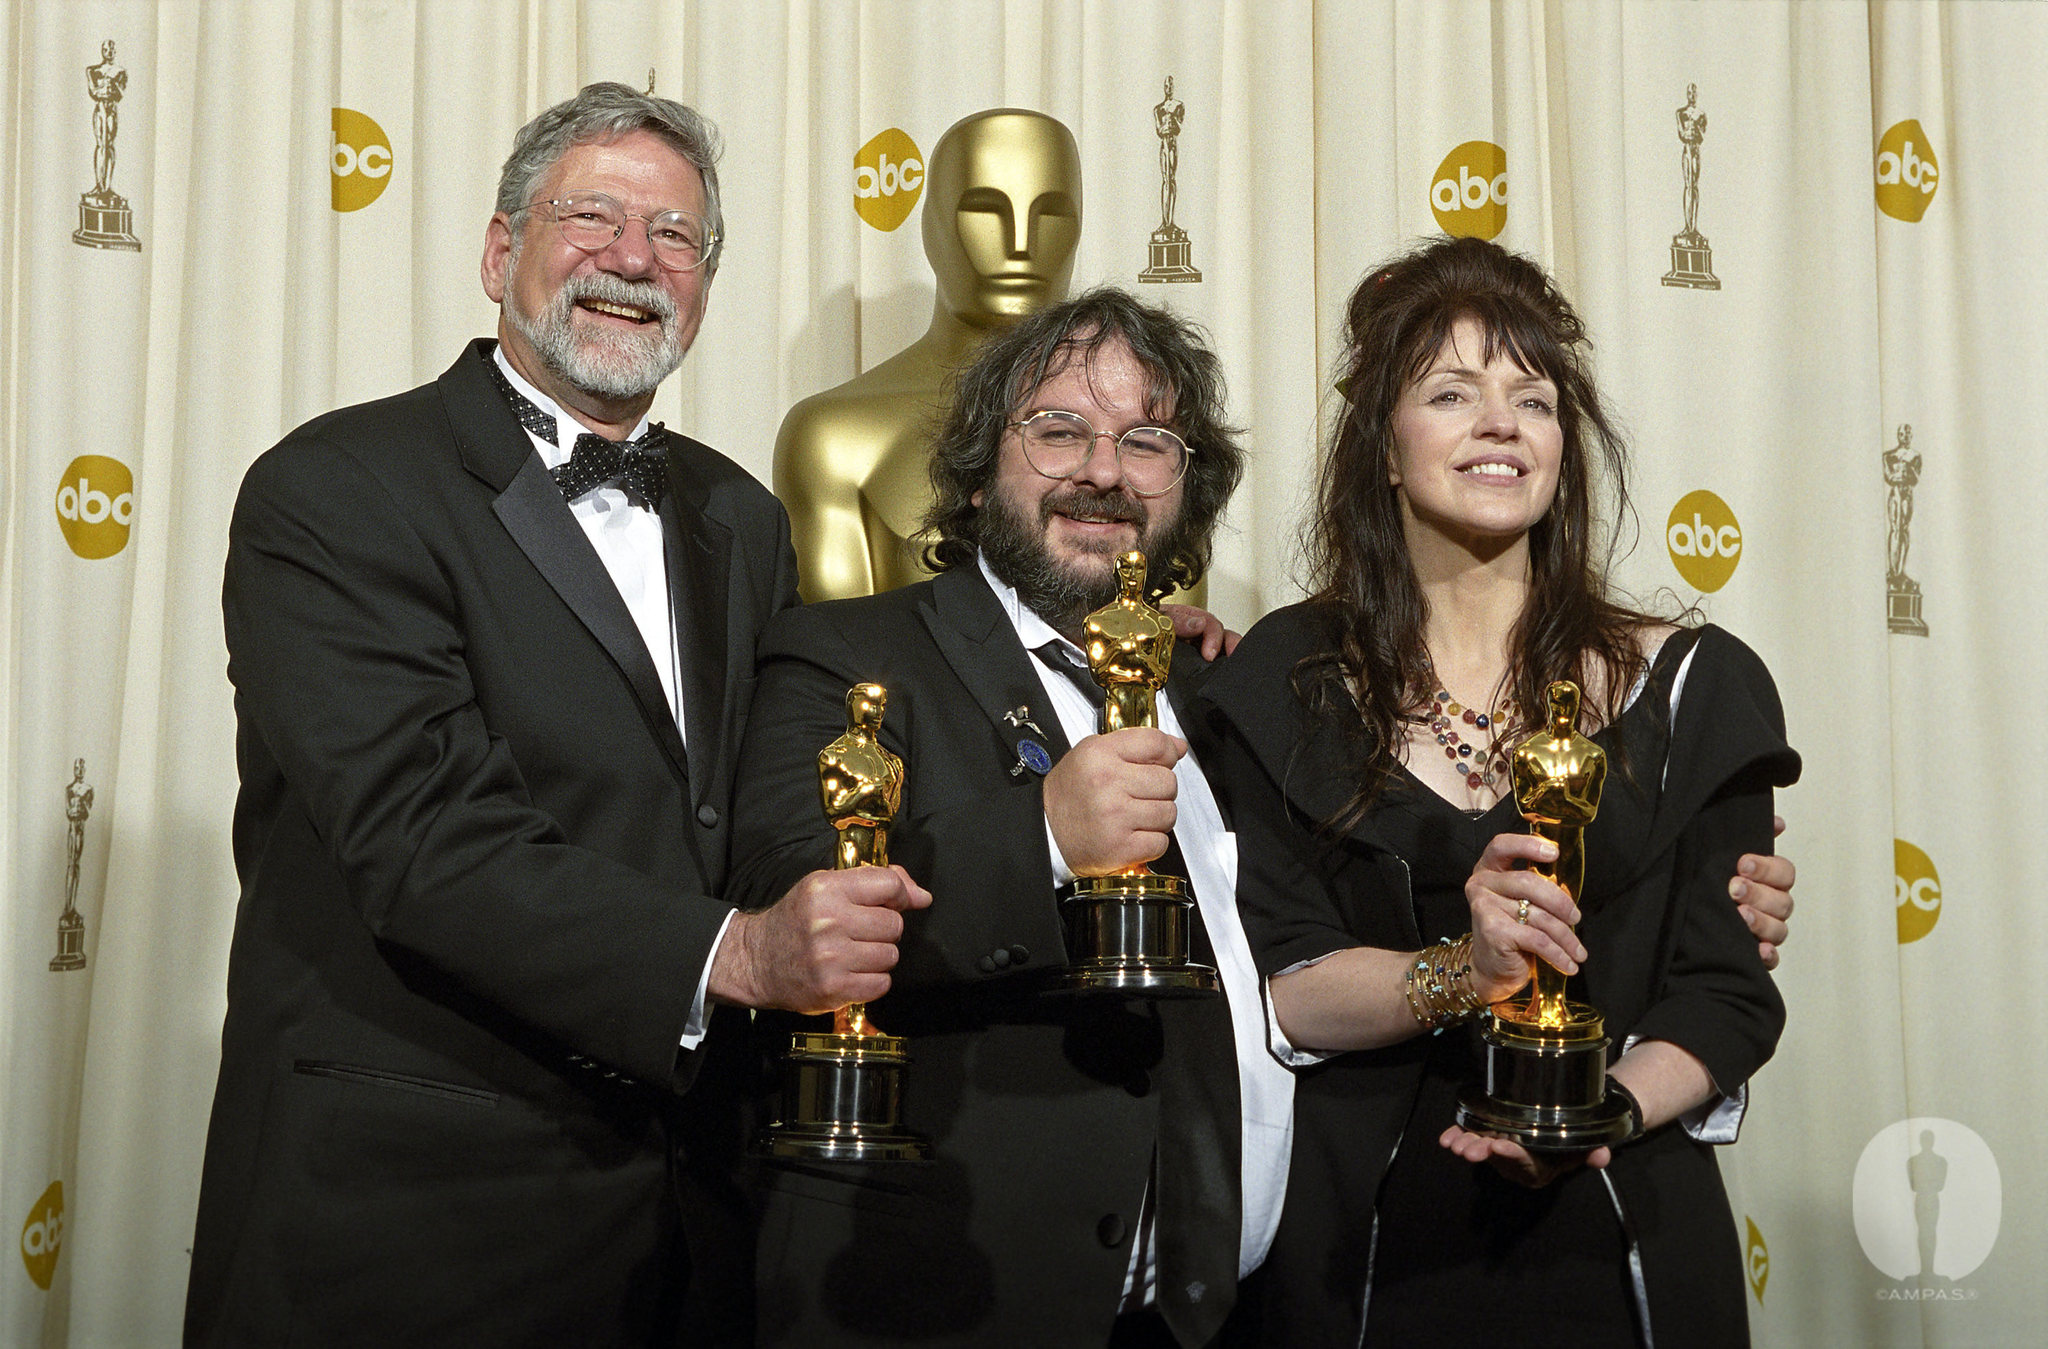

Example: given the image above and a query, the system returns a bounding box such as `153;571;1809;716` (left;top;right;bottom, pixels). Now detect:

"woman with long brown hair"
1199;235;1795;1346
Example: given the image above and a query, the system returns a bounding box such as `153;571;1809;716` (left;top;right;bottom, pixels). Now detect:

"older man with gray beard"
186;83;927;1347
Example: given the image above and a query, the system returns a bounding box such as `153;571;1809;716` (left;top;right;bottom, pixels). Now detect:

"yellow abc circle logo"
853;127;925;232
1744;1216;1769;1303
19;1180;62;1291
1894;837;1941;944
332;107;393;213
54;454;136;559
1430;141;1508;240
1875;120;1938;223
1665;489;1741;592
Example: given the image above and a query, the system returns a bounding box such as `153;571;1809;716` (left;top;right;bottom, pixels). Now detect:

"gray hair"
496;82;724;268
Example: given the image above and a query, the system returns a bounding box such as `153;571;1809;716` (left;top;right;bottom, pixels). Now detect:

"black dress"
1195;608;1798;1349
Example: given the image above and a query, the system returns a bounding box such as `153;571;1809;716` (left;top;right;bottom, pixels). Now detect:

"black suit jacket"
726;564;1240;1348
186;341;797;1346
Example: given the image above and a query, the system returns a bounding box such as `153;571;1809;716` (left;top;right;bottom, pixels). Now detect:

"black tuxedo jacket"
186;341;797;1346
726;564;1241;1348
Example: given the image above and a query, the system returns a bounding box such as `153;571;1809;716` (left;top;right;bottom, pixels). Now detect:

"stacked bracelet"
1402;933;1487;1031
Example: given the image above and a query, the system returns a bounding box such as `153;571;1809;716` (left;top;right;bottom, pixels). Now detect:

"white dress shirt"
977;556;1294;1295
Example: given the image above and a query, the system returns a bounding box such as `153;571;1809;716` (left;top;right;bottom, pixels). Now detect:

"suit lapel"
661;444;731;804
1162;647;1210;729
442;341;690;785
920;565;1076;764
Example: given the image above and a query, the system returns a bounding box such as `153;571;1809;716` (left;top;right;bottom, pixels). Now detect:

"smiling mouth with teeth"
581;299;655;323
1461;462;1524;478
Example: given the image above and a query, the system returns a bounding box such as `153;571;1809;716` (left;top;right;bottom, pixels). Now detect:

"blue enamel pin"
1016;739;1052;775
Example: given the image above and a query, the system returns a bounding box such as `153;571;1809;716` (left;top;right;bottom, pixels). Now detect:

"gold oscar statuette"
752;684;931;1161
1456;681;1635;1149
1057;552;1219;996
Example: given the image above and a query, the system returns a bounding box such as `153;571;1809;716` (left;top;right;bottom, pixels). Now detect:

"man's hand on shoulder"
1732;815;1797;970
1161;603;1239;660
1044;728;1184;876
710;864;932;1013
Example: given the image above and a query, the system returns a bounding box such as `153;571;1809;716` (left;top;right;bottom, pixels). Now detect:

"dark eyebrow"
1420;364;1556;389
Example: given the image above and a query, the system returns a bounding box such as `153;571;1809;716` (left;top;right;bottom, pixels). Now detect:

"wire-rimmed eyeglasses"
1008;410;1193;498
512;191;720;272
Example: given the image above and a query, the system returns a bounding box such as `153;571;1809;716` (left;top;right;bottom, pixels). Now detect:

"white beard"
507;271;685;401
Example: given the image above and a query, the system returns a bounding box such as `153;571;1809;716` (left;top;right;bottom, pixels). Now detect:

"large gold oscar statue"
753;684;930;1161
1457;681;1634;1149
774;109;1082;602
1058;552;1218;996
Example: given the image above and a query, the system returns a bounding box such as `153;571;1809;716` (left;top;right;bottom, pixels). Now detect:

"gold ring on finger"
1515;897;1530;925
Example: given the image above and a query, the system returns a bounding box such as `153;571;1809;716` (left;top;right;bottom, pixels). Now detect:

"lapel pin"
1009;738;1053;778
1003;705;1048;738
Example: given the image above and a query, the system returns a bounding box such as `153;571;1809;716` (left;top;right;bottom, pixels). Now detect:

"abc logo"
1665;489;1742;592
1895;837;1941;944
1875;120;1938;223
1430;141;1508;240
55;455;136;560
332;107;393;213
19;1181;62;1291
853;127;925;232
1744;1216;1769;1302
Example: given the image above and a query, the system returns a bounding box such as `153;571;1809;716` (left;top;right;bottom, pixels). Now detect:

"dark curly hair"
1301;235;1661;826
921;286;1245;595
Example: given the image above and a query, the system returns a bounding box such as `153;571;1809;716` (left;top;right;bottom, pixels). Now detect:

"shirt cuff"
1045;814;1077;888
1620;1032;1747;1143
1677;1080;1747;1143
679;908;740;1050
1265;958;1340;1067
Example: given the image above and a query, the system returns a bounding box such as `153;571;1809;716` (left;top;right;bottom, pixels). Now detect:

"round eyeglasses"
1008;410;1193;498
513;191;720;272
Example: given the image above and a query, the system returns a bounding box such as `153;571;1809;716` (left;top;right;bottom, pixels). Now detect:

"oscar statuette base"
1455;1004;1634;1152
1660;235;1719;290
752;1031;930;1162
1139;227;1201;284
74;194;141;251
1057;872;1219;996
50;910;86;972
1888;577;1928;636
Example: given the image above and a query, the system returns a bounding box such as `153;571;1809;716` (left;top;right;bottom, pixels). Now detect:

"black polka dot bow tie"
550;430;669;511
485;354;668;511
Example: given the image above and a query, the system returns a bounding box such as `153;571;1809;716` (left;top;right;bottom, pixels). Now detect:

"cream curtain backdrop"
1;1;2036;1344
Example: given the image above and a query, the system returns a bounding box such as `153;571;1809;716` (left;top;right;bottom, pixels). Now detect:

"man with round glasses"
189;82;927;1346
731;287;1269;1347
1010;409;1192;499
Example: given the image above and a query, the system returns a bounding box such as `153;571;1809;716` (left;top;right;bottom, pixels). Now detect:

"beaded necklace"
1421;687;1517;794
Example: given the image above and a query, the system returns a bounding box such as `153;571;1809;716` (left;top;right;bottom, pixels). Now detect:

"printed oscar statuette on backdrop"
74;40;141;251
1660;83;1718;290
1058;551;1219;995
1456;681;1635;1149
50;758;94;972
753;684;930;1162
1884;424;1928;636
1138;76;1201;284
